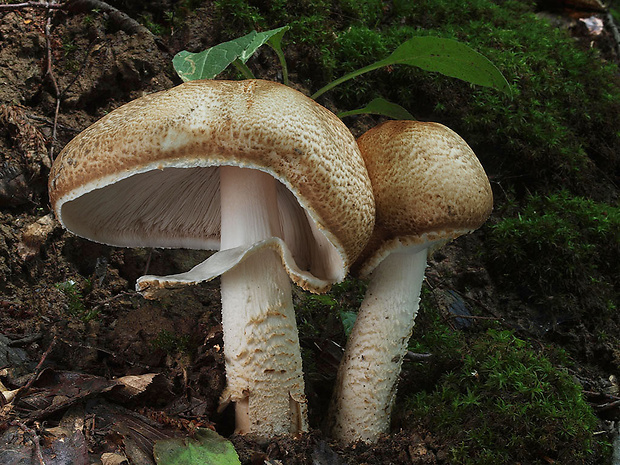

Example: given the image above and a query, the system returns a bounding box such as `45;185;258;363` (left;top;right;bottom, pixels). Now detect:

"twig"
43;0;61;162
584;390;620;401
9;421;45;464
583;390;620;411
89;290;135;313
13;336;57;403
8;0;166;161
61;37;99;94
66;0;170;52
66;0;156;37
45;31;98;160
0;1;63;10
594;398;620;411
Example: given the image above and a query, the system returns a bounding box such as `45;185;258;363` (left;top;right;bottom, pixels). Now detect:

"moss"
404;324;609;463
213;0;265;33
211;0;620;195
336;0;620;193
486;190;619;321
151;329;191;355
295;278;366;341
55;278;98;322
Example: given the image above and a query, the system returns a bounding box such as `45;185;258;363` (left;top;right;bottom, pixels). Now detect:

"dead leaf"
101;452;129;465
19;369;119;420
110;373;174;405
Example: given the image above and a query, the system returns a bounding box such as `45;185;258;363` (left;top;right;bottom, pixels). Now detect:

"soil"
0;2;618;465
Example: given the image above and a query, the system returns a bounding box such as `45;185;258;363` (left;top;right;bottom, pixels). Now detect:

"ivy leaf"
173;26;289;82
153;429;241;465
338;98;416;120
312;36;512;99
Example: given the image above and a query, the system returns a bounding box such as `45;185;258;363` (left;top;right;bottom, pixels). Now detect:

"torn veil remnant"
48;79;375;438
328;120;493;444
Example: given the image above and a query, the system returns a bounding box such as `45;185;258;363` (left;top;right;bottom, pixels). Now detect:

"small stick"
66;0;158;38
42;1;97;160
583;390;620;402
594;399;620;412
0;1;63;10
13;336;57;403
43;0;61;162
89;290;134;314
10;420;46;464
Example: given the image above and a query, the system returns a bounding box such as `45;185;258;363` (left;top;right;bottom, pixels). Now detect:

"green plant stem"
311;61;384;100
271;46;289;86
232;59;256;79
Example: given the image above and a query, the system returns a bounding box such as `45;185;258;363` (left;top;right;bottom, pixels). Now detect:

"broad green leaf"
338;98;416;120
240;26;289;63
173;32;255;82
173;26;289;82
153;428;241;465
312;36;511;100
340;310;358;337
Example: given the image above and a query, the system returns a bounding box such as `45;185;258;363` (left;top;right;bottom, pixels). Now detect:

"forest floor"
0;1;619;464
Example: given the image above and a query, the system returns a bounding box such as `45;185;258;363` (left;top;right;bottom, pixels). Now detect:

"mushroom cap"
48;79;375;291
355;120;493;277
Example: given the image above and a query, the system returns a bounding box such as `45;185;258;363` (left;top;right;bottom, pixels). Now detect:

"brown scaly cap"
355;120;493;276
49;79;375;288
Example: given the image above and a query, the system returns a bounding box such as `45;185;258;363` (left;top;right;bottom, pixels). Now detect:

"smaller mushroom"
328;120;493;444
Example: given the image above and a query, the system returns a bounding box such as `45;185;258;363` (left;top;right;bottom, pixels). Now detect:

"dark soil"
0;2;618;465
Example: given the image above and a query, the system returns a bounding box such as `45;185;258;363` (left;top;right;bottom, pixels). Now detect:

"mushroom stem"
328;247;428;443
219;166;308;436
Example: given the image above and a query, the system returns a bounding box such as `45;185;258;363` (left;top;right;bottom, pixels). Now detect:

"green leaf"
153;429;241;465
173;26;289;82
340;310;358;337
337;98;416;120
312;36;512;99
265;26;290;85
239;26;289;63
173;34;254;82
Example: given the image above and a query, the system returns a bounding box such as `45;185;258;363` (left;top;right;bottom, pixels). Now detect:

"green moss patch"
405;326;608;463
487;190;619;321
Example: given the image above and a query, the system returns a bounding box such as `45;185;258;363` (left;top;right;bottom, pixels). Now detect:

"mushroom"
328;120;493;443
48;79;375;437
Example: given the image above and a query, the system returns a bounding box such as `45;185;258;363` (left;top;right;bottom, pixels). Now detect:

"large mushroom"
48;79;375;437
328;120;493;443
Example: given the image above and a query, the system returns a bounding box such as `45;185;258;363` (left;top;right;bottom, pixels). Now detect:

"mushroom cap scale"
49;79;375;291
355;120;493;276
